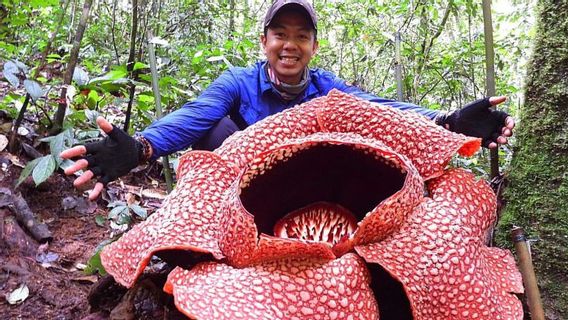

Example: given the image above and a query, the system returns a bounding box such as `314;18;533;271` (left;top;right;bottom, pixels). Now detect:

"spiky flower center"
274;202;357;245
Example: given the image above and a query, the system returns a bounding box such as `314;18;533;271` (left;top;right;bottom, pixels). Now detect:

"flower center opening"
239;143;406;246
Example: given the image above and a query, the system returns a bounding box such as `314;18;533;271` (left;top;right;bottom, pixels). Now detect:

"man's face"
261;8;319;85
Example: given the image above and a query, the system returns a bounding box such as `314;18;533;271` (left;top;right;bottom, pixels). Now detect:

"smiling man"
61;0;515;200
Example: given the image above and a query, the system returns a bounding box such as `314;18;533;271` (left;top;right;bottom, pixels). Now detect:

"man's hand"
438;96;515;148
60;117;143;200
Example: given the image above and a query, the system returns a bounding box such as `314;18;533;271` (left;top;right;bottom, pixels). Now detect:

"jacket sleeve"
330;76;439;120
140;70;241;158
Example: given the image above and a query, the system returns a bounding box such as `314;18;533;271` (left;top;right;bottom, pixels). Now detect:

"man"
61;0;514;200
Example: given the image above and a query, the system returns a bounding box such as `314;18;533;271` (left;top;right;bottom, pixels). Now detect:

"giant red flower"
101;90;523;319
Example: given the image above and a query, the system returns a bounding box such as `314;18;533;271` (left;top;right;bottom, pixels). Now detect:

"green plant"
16;128;74;186
107;200;147;226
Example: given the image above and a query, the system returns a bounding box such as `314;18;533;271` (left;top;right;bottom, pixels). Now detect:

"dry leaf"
7;284;29;305
0;134;7;152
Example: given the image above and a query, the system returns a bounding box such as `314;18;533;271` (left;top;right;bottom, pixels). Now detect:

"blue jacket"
142;61;439;158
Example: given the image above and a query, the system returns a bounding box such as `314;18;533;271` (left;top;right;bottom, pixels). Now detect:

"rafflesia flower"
101;90;523;319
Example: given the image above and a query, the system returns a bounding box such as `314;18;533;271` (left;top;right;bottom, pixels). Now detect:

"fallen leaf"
8;154;25;168
62;196;78;210
17;127;29;136
0;134;7;152
141;188;166;200
71;275;98;284
36;251;59;264
7;284;29;305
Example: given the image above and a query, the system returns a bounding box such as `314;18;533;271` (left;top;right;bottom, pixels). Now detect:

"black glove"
437;98;509;147
83;125;143;185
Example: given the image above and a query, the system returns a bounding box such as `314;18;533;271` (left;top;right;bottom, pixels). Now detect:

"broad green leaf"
108;205;129;220
85;110;100;124
129;205;147;219
117;213;132;225
89;68;128;83
32;155;57;186
3;60;18;73
73;67;90;85
49;129;73;163
3;61;20;87
23;80;44;101
16;158;40;187
107;200;127;208
137;94;154;103
4;72;19;88
133;62;149;71
12;60;28;73
84;250;107;276
87;90;100;108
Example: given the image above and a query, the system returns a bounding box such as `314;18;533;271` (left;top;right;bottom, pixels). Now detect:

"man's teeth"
281;57;299;62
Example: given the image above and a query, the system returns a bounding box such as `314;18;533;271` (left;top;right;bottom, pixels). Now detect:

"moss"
497;0;568;317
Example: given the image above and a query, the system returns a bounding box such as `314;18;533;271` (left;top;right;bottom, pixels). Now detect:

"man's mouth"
279;55;300;65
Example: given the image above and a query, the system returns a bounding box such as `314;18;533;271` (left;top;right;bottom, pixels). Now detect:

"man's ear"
260;34;267;52
312;40;319;55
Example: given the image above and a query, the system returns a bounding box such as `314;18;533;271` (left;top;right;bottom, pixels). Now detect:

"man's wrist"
134;134;153;163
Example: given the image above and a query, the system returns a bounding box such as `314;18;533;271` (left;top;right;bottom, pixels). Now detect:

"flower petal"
101;152;239;287
356;169;523;319
216;96;323;167
318;90;481;180
165;253;379;320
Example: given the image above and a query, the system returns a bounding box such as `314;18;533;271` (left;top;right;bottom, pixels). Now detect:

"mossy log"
498;0;568;317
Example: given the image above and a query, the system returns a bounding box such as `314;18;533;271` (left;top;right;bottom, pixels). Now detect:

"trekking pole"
511;227;545;320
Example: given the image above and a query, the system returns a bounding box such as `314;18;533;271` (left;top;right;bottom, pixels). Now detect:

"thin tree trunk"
123;0;139;132
52;0;93;134
481;0;499;179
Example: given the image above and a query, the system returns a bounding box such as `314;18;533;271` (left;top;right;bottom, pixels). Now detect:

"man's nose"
282;39;299;50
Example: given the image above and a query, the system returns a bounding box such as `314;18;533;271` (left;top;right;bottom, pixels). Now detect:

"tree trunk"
52;0;93;133
501;0;568;317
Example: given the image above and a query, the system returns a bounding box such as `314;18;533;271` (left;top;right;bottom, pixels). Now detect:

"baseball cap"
263;0;318;30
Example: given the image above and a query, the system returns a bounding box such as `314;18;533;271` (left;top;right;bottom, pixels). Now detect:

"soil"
0;150;167;320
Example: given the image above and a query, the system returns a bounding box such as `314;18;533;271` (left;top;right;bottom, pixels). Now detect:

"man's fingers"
73;169;95;187
96;116;114;134
496;136;508;145
502;127;513;137
488;142;498;149
88;182;105;201
505;116;516;129
60;146;87;159
489;96;507;106
64;158;89;175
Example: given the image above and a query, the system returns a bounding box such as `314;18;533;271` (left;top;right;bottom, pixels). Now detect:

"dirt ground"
0;150;168;320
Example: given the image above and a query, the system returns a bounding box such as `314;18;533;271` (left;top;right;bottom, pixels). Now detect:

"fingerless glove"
435;98;509;147
83;126;143;185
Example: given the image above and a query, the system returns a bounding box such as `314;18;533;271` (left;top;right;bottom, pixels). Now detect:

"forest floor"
0;145;170;319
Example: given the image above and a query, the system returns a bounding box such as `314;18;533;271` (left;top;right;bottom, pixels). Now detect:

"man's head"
261;0;319;85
